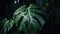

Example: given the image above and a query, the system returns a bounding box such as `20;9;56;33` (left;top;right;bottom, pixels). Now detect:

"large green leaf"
13;4;47;34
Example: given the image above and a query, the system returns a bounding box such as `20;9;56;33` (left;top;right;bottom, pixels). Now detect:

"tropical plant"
0;0;49;34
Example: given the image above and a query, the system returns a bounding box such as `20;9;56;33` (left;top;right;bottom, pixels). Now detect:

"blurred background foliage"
0;0;54;34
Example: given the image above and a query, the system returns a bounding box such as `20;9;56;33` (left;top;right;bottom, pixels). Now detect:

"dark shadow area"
38;0;60;34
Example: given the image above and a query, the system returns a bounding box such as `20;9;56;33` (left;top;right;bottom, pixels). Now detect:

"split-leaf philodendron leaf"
1;18;14;34
13;4;47;34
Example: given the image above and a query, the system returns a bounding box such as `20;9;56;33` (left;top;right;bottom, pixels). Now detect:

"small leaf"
1;18;14;33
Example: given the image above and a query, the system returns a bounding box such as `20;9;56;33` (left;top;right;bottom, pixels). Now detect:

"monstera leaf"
13;4;47;34
0;18;14;34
